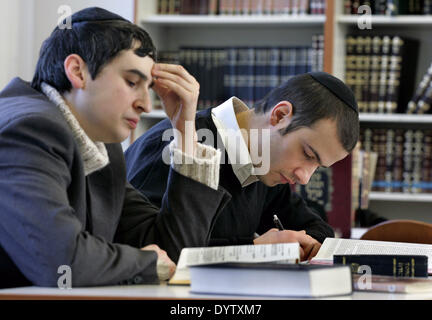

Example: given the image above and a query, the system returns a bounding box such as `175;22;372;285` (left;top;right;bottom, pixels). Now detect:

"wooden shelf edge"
142;14;326;25
359;113;432;123
338;14;432;25
369;192;432;202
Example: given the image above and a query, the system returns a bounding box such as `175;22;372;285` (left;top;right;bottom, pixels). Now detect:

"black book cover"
334;254;428;277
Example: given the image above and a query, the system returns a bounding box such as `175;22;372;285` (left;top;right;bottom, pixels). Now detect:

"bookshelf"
330;0;432;224
133;0;432;224
135;0;328;134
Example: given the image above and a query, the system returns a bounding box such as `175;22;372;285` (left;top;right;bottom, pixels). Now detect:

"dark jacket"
125;107;335;246
0;78;230;288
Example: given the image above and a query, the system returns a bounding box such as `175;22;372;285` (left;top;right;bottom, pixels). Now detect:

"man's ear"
269;101;293;126
64;54;88;90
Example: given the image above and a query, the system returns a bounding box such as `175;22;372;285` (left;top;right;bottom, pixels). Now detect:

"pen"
273;214;285;231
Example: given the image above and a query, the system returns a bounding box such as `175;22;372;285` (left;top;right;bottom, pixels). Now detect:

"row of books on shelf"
344;0;432;15
158;38;323;108
345;34;420;114
157;0;326;15
174;238;432;297
360;127;432;193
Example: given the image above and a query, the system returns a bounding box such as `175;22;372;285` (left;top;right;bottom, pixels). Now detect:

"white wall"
0;0;135;89
0;0;35;87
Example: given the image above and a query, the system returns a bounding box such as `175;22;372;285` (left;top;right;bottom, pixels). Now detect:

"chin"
256;175;278;187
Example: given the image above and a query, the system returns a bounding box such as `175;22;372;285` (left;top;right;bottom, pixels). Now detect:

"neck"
63;91;98;142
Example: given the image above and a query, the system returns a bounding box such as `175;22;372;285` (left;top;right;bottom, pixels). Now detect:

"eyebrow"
125;69;154;88
306;144;328;168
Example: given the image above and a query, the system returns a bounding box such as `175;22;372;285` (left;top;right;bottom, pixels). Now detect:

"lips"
280;173;295;185
126;118;139;129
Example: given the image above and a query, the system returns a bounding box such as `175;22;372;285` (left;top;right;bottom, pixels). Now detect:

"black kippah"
70;7;130;24
308;71;359;114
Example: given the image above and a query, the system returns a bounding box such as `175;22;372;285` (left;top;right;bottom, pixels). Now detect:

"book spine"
392;129;404;192
352;0;360;13
208;0;219;14
412;130;424;193
416;81;432;114
424;131;432;193
345;36;357;109
407;62;432;114
344;0;352;14
372;129;387;191
267;47;280;96
385;36;403;114
362;36;372;113
237;47;255;107
254;47;268;103
377;35;391;113
224;47;238;99
403;130;414;193
355;37;366;113
334;254;428;277
216;49;227;105
295;47;308;75
202;49;213;108
384;129;395;192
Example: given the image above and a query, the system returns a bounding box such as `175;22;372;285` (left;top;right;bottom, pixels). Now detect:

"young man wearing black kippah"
125;72;360;261
0;7;230;288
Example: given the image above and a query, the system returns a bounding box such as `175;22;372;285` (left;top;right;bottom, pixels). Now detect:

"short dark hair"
31;18;156;93
253;74;359;152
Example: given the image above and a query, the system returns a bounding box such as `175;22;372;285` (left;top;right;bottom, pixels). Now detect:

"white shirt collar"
41;83;109;176
211;97;259;187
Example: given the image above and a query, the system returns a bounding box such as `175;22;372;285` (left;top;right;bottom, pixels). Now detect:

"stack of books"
360;127;432;193
157;0;326;15
175;238;432;297
344;0;432;15
345;34;419;114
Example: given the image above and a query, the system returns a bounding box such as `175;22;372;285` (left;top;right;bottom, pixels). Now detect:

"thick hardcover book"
352;274;432;293
169;242;300;285
334;254;428;277
311;238;432;274
393;36;419;113
295;155;352;238
189;263;352;297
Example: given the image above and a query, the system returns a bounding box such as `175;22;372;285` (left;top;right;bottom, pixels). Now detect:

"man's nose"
294;164;318;185
133;95;152;114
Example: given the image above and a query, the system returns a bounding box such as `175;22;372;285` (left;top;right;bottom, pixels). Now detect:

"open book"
311;238;432;274
169;242;300;285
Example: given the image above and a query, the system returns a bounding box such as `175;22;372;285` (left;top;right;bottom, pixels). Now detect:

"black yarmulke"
308;71;359;114
70;7;130;24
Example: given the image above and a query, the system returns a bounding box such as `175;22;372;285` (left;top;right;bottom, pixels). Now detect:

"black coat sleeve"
0;115;158;287
115;168;231;263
